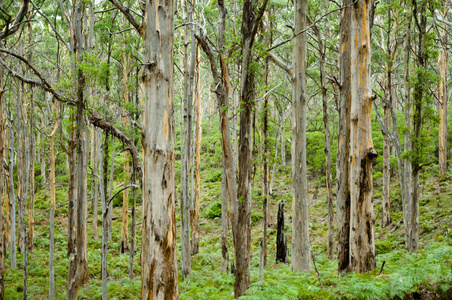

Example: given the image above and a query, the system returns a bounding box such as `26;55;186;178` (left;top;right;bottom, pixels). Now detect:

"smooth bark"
337;0;352;275
292;0;311;272
192;43;202;255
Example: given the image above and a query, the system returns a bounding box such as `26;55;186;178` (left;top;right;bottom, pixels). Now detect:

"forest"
0;0;452;298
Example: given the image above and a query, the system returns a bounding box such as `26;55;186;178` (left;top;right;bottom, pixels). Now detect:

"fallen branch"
379;260;386;275
311;250;323;286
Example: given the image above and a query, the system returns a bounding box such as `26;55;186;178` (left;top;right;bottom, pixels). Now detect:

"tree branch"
107;0;143;37
267;52;292;76
107;184;138;206
0;48;144;185
251;0;270;39
0;0;31;40
267;0;358;51
31;0;70;51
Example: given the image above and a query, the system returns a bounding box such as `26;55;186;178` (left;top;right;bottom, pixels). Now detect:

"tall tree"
236;0;269;295
191;42;202;255
47;102;59;300
437;6;448;180
140;0;179;297
292;0;311;272
181;0;196;278
120;43;130;253
0;59;5;299
337;0;377;274
67;1;89;297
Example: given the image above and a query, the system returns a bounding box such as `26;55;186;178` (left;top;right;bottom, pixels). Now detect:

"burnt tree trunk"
276;201;287;263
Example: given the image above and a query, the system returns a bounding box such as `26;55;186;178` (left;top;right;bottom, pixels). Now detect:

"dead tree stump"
276;200;287;263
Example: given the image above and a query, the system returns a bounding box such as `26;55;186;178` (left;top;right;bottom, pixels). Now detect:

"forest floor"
3;160;452;299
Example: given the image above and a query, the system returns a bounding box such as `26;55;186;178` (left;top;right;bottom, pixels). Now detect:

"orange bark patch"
163;110;168;143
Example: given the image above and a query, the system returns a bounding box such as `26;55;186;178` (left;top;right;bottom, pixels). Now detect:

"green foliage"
251;211;263;226
239;244;452;300
205;200;222;219
375;239;393;255
205;169;222;183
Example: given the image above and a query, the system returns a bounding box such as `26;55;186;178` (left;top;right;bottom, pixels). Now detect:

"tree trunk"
191;43;202;255
292;0;311;272
262;22;271;267
382;85;391;228
141;0;178;298
337;0;352;275
348;0;376;272
120;44;130;253
28;87;35;252
8;111;16;270
236;3;255;293
438;8;447;180
181;0;196;277
92;126;99;240
382;7;393;228
67;1;89;297
16;80;27;255
49;115;58;300
128;170;136;279
280;114;286;166
410;0;428;253
220;165;229;273
40;133;46;185
99;137;108;300
67;131;77;257
403;16;412;249
269;116;282;195
0;66;5;299
258;238;264;281
196;0;268;295
311;17;334;260
276;201;287;263
108;137;115;241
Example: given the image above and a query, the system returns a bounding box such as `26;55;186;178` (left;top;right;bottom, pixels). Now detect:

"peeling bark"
140;0;179;298
67;1;89;297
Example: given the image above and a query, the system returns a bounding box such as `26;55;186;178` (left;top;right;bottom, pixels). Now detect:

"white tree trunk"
141;0;178;298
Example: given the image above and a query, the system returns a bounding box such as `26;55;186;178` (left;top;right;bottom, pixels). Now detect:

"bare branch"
267;0;358;52
31;0;70;51
107;0;143;37
267;52;292;76
107;184;138;206
0;48;144;184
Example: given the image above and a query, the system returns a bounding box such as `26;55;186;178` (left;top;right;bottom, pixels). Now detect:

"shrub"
205;200;222;219
251;211;263;226
375;239;393;254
